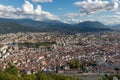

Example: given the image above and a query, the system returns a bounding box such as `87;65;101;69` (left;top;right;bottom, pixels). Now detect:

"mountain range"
0;18;117;34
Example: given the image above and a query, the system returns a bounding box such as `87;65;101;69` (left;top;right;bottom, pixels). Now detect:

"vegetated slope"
0;22;41;34
74;21;112;32
0;18;112;34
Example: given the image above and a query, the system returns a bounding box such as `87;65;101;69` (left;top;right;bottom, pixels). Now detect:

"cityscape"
0;31;120;80
0;0;120;80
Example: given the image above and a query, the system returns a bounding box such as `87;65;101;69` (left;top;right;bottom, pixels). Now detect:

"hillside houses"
0;32;120;74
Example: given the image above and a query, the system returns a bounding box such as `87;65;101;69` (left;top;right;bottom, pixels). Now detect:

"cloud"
74;0;119;15
65;12;87;18
64;0;120;24
67;18;81;24
58;8;62;10
101;15;120;19
32;0;53;3
113;0;119;9
0;4;22;19
65;13;79;18
115;11;120;15
22;1;34;14
95;14;120;24
0;0;59;21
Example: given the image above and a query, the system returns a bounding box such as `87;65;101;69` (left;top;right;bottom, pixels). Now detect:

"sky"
0;0;120;25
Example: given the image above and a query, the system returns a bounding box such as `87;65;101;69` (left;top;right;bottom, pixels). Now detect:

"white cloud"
35;5;42;15
0;0;59;21
67;19;81;24
65;0;120;24
65;13;79;18
22;1;34;14
95;14;120;24
115;11;120;15
32;0;53;3
113;0;119;9
0;4;22;19
58;8;62;10
65;12;86;18
114;2;119;9
101;15;120;19
74;0;119;15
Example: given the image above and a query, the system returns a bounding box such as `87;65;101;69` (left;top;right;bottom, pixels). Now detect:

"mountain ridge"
0;18;112;34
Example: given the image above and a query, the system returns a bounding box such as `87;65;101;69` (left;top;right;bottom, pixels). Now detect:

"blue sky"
0;0;120;24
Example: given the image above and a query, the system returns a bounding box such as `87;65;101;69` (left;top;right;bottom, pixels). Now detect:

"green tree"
22;74;37;80
69;60;82;69
0;72;18;80
4;63;19;76
36;73;54;80
101;75;120;80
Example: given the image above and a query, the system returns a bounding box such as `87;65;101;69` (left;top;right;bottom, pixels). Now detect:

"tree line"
0;63;82;80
